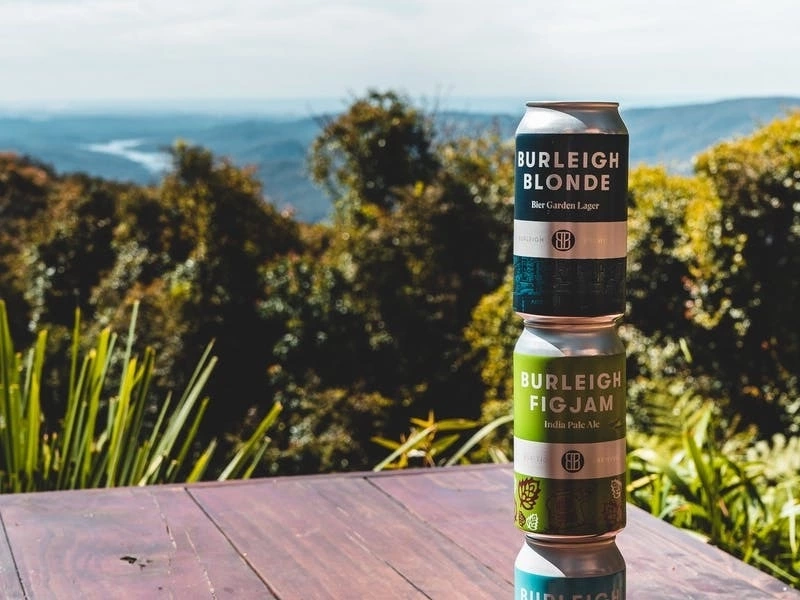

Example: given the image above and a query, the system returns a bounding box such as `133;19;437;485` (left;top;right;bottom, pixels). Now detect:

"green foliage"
0;300;281;493
462;273;517;459
309;89;440;213
264;370;395;475
620;324;712;437
0;90;520;476
109;143;301;437
257;89;515;473
257;252;399;473
1;143;303;454
0;154;54;345
24;174;120;330
463;273;516;406
372;411;512;470
692;114;800;433
623;112;800;434
628;404;800;588
626;166;723;339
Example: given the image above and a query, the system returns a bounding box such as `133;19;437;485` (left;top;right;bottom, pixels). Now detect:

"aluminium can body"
514;101;629;321
513;321;626;540
515;536;626;600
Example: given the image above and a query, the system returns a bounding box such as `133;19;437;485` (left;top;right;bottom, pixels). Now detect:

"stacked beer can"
512;102;628;599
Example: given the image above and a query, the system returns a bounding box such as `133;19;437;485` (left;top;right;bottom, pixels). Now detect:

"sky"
1;0;799;113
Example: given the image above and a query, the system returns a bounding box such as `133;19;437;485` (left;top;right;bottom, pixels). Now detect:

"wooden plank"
190;474;511;599
0;464;796;599
372;464;800;599
0;511;25;599
620;504;800;599
367;464;520;575
0;485;272;599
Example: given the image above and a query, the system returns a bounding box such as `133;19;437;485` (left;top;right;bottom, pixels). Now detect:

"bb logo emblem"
561;450;584;473
552;229;576;251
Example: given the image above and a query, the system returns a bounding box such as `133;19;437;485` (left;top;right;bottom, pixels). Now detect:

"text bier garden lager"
514;321;626;539
515;536;625;600
514;102;629;320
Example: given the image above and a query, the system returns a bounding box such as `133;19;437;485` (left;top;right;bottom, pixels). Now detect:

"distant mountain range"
2;96;799;223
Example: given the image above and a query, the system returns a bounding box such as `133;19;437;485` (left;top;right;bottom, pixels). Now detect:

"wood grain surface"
0;464;797;599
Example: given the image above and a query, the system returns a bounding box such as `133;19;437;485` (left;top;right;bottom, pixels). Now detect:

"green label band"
514;353;626;444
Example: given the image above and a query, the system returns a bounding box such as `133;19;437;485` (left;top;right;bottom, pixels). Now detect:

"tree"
0;153;57;344
693;112;800;433
618;116;800;436
24;174;121;330
462;272;517;459
311;94;514;424
83;143;303;442
258;91;516;473
625;166;722;341
309;89;440;215
139;143;302;436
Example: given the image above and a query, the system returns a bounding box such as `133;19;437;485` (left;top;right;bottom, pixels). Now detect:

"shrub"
0;300;280;494
628;403;800;588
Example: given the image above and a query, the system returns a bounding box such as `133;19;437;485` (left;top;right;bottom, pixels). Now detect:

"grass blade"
217;401;282;481
444;413;513;466
372;424;437;472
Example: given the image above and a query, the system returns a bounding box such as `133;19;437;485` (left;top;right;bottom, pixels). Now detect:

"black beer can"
513;102;629;321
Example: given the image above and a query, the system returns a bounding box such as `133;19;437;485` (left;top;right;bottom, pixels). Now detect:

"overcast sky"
1;0;799;112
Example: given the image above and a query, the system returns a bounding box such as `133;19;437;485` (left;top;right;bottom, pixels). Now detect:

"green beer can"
513;320;626;540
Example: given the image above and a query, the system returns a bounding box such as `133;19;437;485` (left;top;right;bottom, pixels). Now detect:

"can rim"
518;314;624;327
523;533;621;549
525;101;620;109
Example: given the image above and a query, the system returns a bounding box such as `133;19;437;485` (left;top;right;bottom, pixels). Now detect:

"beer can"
513;101;629;321
515;536;626;600
513;321;626;540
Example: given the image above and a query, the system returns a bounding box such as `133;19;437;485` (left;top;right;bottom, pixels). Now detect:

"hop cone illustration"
517;477;541;510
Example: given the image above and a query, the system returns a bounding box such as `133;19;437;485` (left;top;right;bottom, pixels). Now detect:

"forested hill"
1;96;799;222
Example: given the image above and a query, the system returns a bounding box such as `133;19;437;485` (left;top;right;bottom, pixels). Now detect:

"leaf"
217;401;282;481
429;433;461;459
434;418;481;432
444;413;512;467
372;424;436;472
370;436;401;451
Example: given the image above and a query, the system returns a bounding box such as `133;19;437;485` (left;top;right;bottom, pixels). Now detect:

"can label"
514;133;628;317
515;569;625;600
514;353;626;536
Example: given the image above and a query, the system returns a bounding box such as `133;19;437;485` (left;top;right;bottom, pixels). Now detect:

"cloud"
1;0;799;105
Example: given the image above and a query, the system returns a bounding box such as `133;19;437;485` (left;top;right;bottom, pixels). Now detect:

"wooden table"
0;464;796;599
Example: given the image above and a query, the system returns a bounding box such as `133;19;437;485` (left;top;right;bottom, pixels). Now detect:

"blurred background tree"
1;92;798;477
264;89;516;472
692;117;800;434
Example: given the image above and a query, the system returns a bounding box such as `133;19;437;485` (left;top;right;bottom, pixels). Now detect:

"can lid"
517;101;627;134
525;101;620;109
